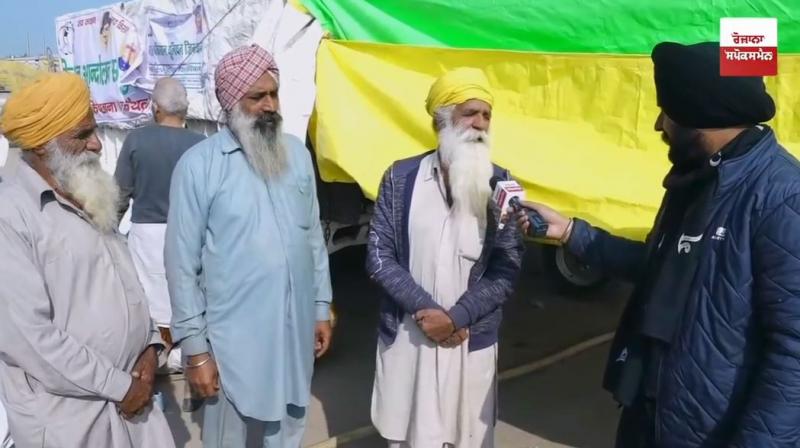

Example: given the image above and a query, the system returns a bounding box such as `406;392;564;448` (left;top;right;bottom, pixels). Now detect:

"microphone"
490;176;549;237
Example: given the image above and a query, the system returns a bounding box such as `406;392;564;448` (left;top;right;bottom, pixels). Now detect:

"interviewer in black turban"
652;41;776;129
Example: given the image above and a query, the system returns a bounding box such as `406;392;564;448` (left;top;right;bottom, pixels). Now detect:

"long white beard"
228;104;287;180
437;123;493;221
45;141;120;234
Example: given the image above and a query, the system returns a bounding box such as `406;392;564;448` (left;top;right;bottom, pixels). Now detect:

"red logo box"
720;18;778;77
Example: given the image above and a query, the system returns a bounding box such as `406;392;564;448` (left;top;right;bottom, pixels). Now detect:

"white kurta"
372;154;497;448
0;393;11;448
128;223;171;327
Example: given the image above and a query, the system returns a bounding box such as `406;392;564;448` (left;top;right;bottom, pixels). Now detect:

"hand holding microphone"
514;200;573;242
490;176;549;238
490;176;573;241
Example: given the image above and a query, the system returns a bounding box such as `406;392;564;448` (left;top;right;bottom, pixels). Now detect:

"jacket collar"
424;151;442;182
716;126;778;197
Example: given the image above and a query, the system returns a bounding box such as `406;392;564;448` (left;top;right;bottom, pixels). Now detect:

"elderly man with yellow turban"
165;44;333;447
0;73;175;447
367;67;525;447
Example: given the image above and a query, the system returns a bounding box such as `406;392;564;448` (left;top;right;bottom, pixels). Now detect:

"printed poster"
146;5;208;92
56;8;151;123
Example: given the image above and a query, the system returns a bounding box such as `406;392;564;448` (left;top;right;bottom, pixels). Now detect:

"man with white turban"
0;72;174;447
367;67;525;447
165;44;333;447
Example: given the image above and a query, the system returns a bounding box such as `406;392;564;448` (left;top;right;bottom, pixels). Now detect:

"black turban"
652;41;776;129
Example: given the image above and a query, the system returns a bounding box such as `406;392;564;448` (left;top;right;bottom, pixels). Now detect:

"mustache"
457;127;490;143
79;153;101;167
254;111;282;131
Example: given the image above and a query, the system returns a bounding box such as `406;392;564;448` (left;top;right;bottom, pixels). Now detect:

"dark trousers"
615;397;656;448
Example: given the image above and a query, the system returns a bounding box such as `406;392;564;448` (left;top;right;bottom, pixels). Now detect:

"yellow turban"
0;72;92;150
425;67;494;116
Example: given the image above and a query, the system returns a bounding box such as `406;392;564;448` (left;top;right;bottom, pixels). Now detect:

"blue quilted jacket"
568;130;800;447
365;152;525;352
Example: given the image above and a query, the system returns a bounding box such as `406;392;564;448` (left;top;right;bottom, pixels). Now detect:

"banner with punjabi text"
146;5;208;93
56;7;151;124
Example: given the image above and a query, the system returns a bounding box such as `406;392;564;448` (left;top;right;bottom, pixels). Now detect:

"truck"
42;0;800;291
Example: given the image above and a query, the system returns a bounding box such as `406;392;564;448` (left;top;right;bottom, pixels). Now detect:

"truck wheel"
541;245;606;291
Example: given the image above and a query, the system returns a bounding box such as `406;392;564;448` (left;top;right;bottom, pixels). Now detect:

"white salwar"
127;223;171;326
128;223;182;371
372;154;497;448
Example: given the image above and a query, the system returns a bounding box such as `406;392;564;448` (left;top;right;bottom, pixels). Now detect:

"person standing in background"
115;77;204;374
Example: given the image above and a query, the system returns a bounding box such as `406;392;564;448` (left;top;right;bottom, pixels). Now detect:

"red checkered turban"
214;44;279;112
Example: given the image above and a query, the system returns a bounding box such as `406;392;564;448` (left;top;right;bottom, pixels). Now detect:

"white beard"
228;104;287;180
437;123;493;222
44;141;120;234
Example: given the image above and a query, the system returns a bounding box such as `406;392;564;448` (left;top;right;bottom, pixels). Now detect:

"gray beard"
437;124;494;222
44;141;120;234
228;105;287;180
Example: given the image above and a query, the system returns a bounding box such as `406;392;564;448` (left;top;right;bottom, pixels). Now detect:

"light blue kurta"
165;128;332;421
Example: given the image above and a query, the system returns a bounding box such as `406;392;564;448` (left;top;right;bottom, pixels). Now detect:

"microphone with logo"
490;176;549;238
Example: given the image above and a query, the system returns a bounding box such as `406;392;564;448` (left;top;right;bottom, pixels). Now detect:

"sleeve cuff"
180;334;210;356
148;342;168;369
448;304;471;330
148;327;165;347
103;368;133;402
315;301;331;321
565;218;589;254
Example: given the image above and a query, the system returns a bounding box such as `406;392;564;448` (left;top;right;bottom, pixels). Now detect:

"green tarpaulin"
300;0;799;53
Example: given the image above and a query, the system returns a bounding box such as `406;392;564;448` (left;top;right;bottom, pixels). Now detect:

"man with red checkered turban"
165;44;333;447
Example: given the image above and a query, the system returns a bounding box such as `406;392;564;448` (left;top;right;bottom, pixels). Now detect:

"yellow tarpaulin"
309;40;800;240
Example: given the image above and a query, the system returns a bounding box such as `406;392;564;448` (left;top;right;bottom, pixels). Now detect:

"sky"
1;0;111;58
